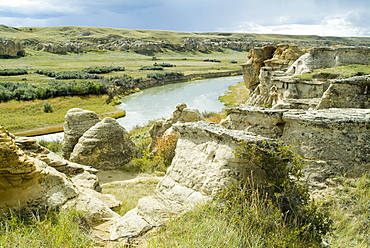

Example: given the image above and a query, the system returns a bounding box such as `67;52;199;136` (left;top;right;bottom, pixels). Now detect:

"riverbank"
7;72;242;137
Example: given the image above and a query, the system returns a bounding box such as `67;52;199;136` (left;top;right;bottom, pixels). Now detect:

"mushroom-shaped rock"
62;108;100;159
70;117;135;169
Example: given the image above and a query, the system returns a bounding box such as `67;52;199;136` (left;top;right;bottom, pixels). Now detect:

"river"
34;75;243;140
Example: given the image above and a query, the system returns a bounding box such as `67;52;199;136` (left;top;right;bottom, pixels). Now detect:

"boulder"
110;121;274;240
70;117;135;169
62;108;100;159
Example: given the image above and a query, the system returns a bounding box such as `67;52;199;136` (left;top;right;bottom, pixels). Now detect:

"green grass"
320;173;370;247
0;209;96;248
294;64;370;80
0;95;125;134
219;80;249;107
102;176;162;215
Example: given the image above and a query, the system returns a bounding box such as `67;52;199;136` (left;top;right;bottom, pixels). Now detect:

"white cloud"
234;15;370;37
0;0;81;16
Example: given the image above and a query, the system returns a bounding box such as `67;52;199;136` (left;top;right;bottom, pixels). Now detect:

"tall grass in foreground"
0;210;96;248
321;173;370;247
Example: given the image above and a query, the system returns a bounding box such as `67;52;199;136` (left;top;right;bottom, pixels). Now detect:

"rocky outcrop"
287;46;370;76
110;121;275;240
316;76;370;109
221;107;370;183
62;108;100;160
35;42;85;54
0;37;25;57
240;44;304;92
0;126;120;225
149;103;205;149
242;45;370;110
70;117;135;169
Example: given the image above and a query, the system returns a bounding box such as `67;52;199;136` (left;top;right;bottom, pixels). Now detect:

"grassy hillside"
1;25;370;46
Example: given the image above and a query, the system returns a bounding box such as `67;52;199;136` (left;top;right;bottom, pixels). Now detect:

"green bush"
83;66;125;74
139;65;164;71
153;62;176;67
0;69;28;76
43;102;53;113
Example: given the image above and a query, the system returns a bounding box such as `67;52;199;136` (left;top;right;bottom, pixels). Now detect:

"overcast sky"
0;0;369;37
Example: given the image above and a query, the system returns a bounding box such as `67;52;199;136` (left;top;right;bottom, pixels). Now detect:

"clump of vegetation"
139;65;164;71
0;210;96;248
43;102;53;113
153;62;176;67
38;138;63;154
203;59;221;63
147;71;184;80
83;66;125;74
0;69;28;76
202;110;227;124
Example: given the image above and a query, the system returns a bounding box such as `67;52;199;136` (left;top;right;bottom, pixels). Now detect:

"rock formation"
0;37;25;57
222;106;370;183
110;121;275;240
70;117;135;169
0;126;120;225
240;44;305;92
62;108;100;159
242;45;370;110
149;103;205;149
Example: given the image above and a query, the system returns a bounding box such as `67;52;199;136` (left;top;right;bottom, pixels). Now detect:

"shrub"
235;141;332;241
146;71;184;80
139;65;164;71
153;62;176;67
83;66;125;74
0;69;28;76
43;102;53;113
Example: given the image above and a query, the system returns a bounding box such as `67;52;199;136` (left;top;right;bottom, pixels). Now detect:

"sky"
0;0;370;37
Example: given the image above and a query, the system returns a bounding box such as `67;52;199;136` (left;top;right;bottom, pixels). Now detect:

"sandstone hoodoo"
70;117;135;169
62;108;101;160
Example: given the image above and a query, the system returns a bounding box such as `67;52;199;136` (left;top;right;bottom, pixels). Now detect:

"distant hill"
1;25;370;54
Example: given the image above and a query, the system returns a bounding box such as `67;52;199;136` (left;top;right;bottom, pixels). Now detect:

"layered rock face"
110;121;274;240
240;44;304;92
70;117;135;169
0;37;25;57
62;108;100;159
0;126;119;225
316;76;370;109
222;107;370;182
